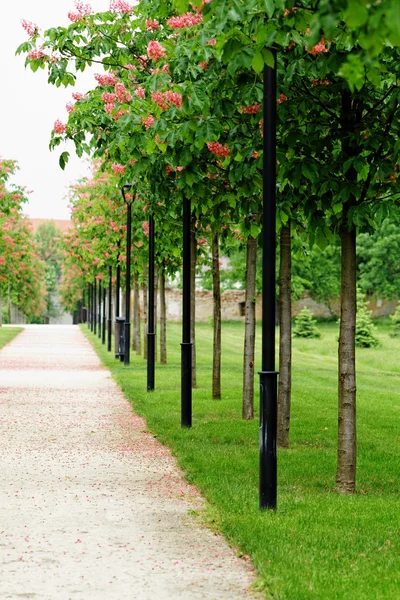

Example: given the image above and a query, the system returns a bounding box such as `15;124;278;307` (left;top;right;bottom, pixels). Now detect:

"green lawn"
84;321;400;600
0;327;22;349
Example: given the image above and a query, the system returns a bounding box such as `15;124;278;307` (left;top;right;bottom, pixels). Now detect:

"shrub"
293;307;321;338
355;289;379;348
389;302;400;337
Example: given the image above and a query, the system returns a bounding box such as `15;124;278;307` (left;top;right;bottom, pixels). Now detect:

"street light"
147;213;155;391
107;266;112;352
181;196;192;427
259;55;278;510
121;181;135;366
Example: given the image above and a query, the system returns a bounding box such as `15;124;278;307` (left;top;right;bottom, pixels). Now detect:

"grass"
83;320;400;600
0;326;23;349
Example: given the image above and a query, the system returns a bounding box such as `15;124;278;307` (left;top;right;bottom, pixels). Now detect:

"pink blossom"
241;103;260;114
110;0;132;13
167;12;203;29
115;82;132;102
278;93;287;104
309;40;328;54
102;92;117;102
53;120;66;134
104;103;115;114
146;19;160;31
95;72;117;86
142;221;149;236
111;163;125;174
151;91;168;110
142;115;155;129
197;239;207;246
28;47;45;60
68;0;93;21
72;92;83;100
176;166;184;172
162;64;170;74
166;165;174;175
207;142;230;158
199;61;208;70
66;102;75;114
135;86;145;99
251;151;259;159
114;109;128;121
147;40;167;61
21;19;39;36
206;38;216;46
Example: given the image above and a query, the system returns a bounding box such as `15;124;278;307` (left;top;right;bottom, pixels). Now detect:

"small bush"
293;307;321;338
356;289;379;348
389;302;400;337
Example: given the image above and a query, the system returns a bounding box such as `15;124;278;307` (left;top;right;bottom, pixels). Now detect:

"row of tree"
18;0;400;494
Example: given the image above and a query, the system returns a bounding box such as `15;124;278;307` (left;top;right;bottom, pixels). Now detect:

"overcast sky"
1;1;111;220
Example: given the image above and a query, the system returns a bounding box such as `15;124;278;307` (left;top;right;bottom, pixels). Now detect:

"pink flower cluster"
167;12;203;29
114;109;128;121
207;142;230;158
66;102;75;114
53;120;66;134
146;19;160;31
309;40;328;54
102;92;117;102
104;103;115;114
115;82;132;103
147;40;167;61
278;93;287;103
142;221;149;236
199;61;208;70
206;38;216;46
72;92;84;100
242;103;260;114
68;1;93;22
142;115;155;129
135;86;145;99
21;19;39;36
110;0;132;13
28;48;45;60
95;72;117;86
111;163;125;174
151;90;182;110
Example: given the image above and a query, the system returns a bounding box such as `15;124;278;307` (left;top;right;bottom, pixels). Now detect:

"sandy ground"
0;326;258;599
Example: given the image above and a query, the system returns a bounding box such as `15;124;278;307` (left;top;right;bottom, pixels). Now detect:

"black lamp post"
102;283;106;344
108;266;112;352
93;280;97;335
147;213;155;391
259;55;278;510
87;283;91;330
121;182;135;366
115;253;121;359
98;281;102;340
181;196;192;427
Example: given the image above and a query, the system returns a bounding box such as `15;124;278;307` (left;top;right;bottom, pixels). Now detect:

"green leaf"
261;0;275;18
250;224;261;238
343;0;368;29
59;152;69;170
262;48;275;68
251;50;264;74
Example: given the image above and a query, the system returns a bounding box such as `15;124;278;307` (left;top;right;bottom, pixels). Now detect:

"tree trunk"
133;272;141;354
278;223;292;448
337;222;357;493
143;265;148;360
212;231;221;399
190;216;197;388
242;235;257;420
159;269;167;364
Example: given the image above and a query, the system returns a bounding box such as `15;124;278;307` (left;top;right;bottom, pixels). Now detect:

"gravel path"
0;326;258;600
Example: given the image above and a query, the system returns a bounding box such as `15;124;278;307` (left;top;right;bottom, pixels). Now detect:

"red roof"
28;218;72;234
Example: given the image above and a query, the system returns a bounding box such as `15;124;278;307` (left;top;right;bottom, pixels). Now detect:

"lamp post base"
124;321;130;366
181;342;192;428
147;331;156;391
259;370;278;510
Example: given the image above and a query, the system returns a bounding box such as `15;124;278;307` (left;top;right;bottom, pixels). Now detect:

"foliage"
356;288;379;348
85;320;400;600
293;306;321;338
389;301;400;337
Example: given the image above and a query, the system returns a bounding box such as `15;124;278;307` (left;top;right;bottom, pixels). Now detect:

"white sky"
1;1;111;220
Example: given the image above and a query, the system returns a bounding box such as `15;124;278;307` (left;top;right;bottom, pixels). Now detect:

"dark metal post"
259;55;279;510
102;284;106;344
147;214;155;391
90;283;94;332
115;260;121;359
98;281;102;339
87;283;91;329
124;201;132;366
181;197;192;427
108;266;112;352
93;280;97;335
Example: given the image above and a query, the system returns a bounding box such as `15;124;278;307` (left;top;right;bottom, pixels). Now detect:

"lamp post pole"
115;254;121;359
259;55;278;511
102;283;106;345
147;213;155;391
108;266;112;352
87;283;91;329
93;280;97;335
181;196;192;428
98;281;101;340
